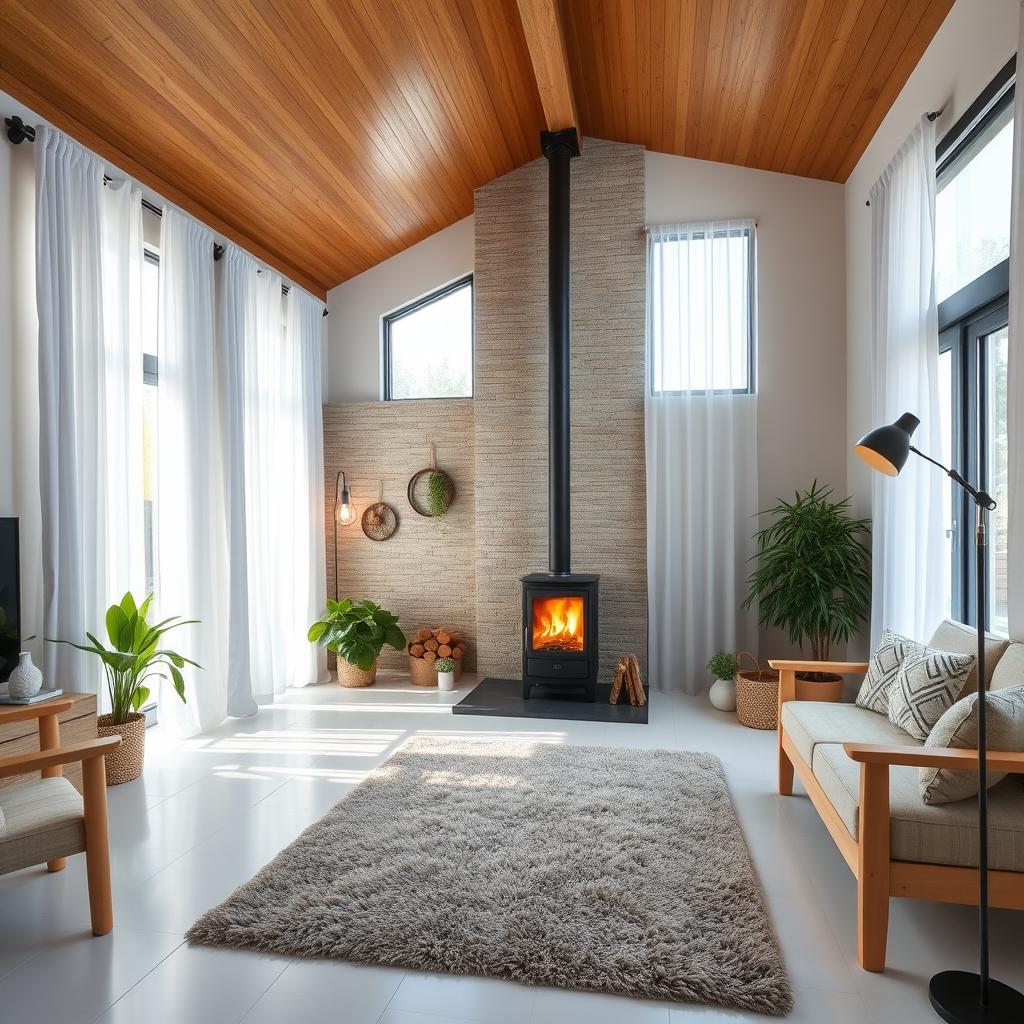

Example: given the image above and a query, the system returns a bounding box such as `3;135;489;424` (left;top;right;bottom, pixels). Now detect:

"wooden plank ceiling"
0;1;953;296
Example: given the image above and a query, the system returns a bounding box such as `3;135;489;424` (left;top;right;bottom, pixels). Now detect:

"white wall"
647;150;848;658
325;215;474;402
845;0;1019;518
0;88;42;662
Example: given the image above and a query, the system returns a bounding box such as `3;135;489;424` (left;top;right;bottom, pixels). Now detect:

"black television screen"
0;518;20;683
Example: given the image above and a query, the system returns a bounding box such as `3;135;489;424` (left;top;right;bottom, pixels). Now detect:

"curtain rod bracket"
5;115;35;144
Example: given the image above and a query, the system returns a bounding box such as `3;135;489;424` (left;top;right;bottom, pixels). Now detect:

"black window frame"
382;274;474;401
935;56;1014;631
647;224;757;397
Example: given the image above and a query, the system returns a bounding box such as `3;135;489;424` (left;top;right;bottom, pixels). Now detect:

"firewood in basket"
410;643;425;658
424;638;439;652
435;631;451;645
423;650;437;663
451;646;464;659
437;644;452;657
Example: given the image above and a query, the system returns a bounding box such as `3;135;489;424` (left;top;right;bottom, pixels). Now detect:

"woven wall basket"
734;652;780;730
96;712;146;785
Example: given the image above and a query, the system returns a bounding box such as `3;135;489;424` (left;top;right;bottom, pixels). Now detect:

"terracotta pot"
337;657;377;688
795;672;843;703
96;713;146;785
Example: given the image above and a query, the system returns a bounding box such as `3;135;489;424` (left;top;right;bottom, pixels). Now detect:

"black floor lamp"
855;411;1024;1023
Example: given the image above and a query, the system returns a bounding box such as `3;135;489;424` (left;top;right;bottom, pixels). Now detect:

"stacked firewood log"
610;654;647;706
407;627;466;664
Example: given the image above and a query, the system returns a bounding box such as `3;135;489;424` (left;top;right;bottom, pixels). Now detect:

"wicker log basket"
96;713;146;785
734;652;781;730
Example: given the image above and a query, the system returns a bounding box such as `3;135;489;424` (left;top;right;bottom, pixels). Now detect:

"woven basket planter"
96;713;146;785
734;652;780;730
337;657;377;688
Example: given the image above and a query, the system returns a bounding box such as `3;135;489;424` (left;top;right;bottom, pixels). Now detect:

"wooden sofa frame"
771;659;1024;972
0;700;120;935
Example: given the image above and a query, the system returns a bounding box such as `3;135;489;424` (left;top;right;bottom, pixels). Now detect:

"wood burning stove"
520;126;600;701
522;573;599;700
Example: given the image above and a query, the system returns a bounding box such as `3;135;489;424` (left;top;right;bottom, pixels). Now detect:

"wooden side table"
0;691;97;793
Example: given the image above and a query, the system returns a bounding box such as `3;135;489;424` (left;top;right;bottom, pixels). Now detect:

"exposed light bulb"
337;499;359;527
335;471;359;526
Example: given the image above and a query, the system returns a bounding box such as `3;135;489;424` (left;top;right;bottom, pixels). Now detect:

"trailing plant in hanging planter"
743;482;871;679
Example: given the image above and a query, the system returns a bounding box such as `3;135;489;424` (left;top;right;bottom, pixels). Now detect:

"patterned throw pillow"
921;684;1024;805
855;630;922;715
887;646;975;741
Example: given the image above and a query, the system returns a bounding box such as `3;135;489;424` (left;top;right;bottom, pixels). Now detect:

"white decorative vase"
709;676;736;712
437;670;455;692
8;652;43;701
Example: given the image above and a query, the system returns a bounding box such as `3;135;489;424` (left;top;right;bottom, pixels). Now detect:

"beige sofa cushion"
921;684;1024;804
928;619;1009;692
991;642;1024;692
0;777;85;875
782;700;912;767
812;742;1024;870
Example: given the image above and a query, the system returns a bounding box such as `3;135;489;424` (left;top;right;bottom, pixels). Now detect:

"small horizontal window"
647;222;756;396
383;276;473;400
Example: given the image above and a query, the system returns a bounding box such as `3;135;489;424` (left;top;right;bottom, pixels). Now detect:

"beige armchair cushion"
0;777;86;875
928;619;1010;692
812;742;1024;871
781;700;912;767
991;642;1024;692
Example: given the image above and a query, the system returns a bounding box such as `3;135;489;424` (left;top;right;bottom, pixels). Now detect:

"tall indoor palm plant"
743;482;871;668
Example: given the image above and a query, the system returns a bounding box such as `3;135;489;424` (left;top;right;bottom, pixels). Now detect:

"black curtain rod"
6;115;327;316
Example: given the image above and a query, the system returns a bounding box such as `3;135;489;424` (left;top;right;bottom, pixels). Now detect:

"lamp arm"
909;446;996;510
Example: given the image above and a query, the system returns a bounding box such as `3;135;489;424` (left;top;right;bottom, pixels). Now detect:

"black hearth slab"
453;677;648;724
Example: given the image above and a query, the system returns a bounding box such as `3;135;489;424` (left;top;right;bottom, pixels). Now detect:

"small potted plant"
706;651;739;712
308;598;406;688
50;592;199;784
435;655;456;692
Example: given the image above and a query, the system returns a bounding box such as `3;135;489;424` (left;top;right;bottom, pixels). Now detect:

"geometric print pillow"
886;646;975;741
855;629;925;716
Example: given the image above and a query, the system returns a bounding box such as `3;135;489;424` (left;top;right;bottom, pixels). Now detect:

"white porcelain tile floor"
1;673;1019;1023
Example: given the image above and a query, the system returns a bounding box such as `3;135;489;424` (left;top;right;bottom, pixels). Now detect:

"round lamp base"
929;971;1024;1023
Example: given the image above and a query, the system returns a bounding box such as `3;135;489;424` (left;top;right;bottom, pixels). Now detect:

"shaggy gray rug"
187;737;792;1016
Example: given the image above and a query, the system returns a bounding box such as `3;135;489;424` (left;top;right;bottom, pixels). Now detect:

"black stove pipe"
541;128;580;577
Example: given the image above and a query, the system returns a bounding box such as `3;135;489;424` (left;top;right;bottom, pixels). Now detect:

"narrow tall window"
647;222;756;395
935;59;1013;633
383;275;473;400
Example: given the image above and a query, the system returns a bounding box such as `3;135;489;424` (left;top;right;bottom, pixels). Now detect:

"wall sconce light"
335;471;359;528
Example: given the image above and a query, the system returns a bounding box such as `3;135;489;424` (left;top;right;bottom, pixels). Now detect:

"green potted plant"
49;592;200;784
308;598;406;688
743;482;871;693
705;651;739;711
435;655;456;692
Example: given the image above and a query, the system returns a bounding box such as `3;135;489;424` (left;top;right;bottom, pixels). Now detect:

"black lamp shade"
854;412;920;477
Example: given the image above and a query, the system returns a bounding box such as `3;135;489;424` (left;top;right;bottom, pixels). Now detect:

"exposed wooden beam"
0;68;328;299
515;0;580;142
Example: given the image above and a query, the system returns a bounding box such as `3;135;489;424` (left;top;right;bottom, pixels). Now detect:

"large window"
142;250;159;598
383;275;473;400
648;223;756;395
936;58;1013;634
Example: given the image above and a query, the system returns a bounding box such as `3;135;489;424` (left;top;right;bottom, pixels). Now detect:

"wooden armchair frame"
772;659;1024;971
0;701;120;935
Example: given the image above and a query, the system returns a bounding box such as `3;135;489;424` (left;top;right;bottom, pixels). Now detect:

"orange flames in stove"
531;596;585;652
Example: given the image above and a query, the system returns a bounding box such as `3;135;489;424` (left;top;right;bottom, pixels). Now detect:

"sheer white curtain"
157;208;231;734
1007;3;1024;638
35;127;144;695
868;117;945;646
216;245;259;718
646;221;759;694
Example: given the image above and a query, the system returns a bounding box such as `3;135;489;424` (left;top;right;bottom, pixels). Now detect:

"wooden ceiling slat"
0;0;955;290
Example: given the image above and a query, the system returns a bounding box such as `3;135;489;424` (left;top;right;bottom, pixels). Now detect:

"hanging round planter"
407;443;455;518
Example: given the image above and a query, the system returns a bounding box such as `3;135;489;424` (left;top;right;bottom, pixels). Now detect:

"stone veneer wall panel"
323;400;476;670
473;138;647;680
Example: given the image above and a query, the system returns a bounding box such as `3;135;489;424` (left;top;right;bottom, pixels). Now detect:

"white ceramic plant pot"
437;670;455;692
709;676;736;712
7;652;43;701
